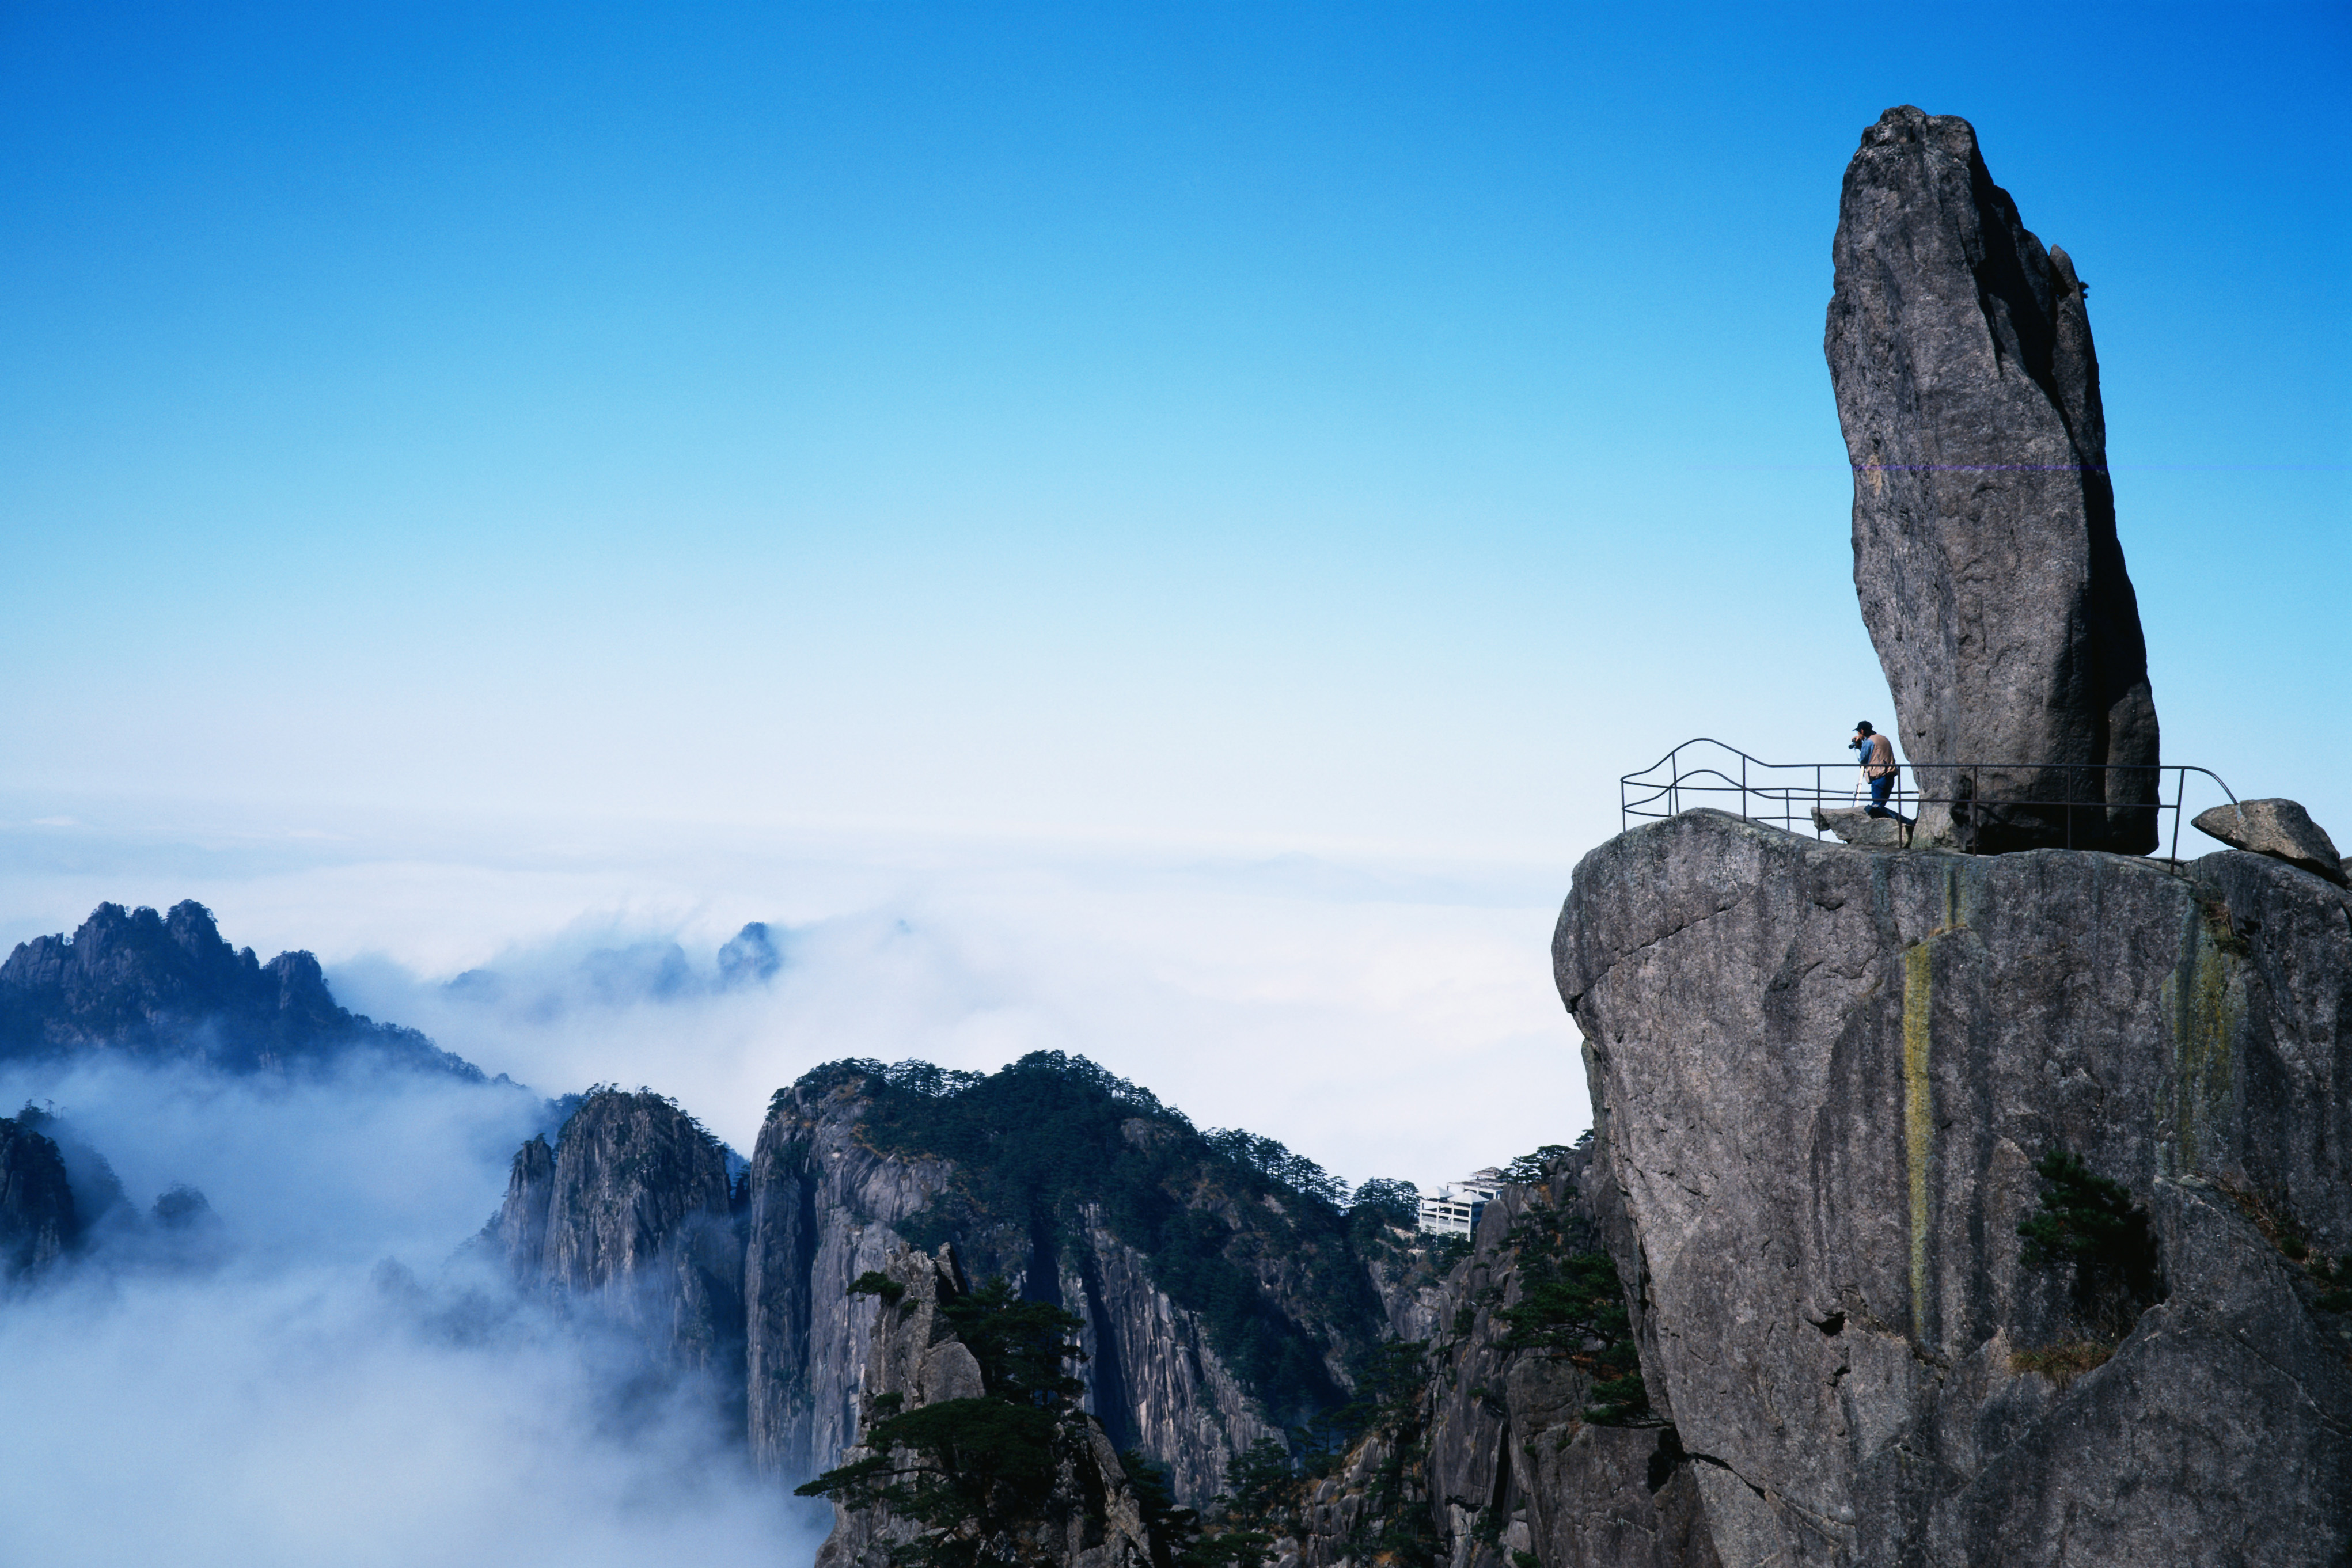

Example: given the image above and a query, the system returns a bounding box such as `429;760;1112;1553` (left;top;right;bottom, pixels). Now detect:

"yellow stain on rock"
2168;906;2240;1175
1902;939;1934;1343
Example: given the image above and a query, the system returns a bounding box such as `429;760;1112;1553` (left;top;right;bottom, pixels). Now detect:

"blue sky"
5;2;2345;856
0;4;2346;1171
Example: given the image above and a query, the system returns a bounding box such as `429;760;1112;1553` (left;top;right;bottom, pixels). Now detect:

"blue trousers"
1866;773;1898;818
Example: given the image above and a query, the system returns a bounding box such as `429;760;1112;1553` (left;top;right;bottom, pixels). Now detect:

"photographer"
1850;721;1908;823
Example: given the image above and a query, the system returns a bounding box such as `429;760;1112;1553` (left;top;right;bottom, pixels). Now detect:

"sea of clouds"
0;807;1591;1563
0;1054;821;1568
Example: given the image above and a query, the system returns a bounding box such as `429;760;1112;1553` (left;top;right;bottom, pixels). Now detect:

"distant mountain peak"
0;900;485;1080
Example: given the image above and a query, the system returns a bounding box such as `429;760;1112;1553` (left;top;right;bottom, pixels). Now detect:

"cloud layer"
0;1057;821;1567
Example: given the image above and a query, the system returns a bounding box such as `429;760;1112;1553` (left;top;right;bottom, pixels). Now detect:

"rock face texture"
0;901;481;1077
2193;798;2349;887
1827;107;2160;854
740;1057;1414;1505
0;1116;78;1280
485;1088;746;1380
1557;810;2352;1566
1330;1164;1719;1568
1287;1153;1719;1568
496;1055;1436;1507
812;1243;1159;1568
1810;807;1906;848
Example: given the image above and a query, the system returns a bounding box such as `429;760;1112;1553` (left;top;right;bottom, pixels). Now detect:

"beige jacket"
1863;734;1897;778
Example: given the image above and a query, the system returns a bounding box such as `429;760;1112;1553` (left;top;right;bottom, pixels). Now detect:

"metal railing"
1620;738;2239;864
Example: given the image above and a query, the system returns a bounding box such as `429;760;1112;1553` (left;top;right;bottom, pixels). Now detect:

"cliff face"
494;1056;1410;1508
487;1088;745;1379
742;1057;1401;1505
0;900;481;1077
1287;1154;1719;1568
743;1069;961;1484
811;1242;1159;1568
1556;810;2352;1566
0;1116;78;1280
1415;1167;1719;1568
1826;107;2158;853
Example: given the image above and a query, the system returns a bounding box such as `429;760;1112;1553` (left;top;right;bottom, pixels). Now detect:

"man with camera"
1850;720;1909;825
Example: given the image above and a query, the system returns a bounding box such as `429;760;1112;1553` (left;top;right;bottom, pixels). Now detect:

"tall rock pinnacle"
1826;107;2159;853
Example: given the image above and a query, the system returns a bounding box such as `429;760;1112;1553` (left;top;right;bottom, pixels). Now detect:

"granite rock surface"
811;1242;1158;1568
486;1087;746;1379
1285;1152;1720;1568
2192;798;2349;886
1556;808;2352;1566
741;1061;1383;1504
1827;107;2159;853
1811;806;1907;848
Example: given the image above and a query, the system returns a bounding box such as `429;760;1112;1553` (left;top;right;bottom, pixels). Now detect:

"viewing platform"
1621;738;2240;863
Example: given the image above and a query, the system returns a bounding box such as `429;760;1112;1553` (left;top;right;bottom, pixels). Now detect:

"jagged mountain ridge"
0;900;483;1078
489;1051;1457;1506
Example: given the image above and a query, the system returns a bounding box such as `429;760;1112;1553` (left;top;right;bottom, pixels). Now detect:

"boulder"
1810;806;1907;847
1826;108;2160;853
2192;798;2349;886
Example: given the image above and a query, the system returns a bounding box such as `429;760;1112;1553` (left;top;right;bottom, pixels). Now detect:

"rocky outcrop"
742;1068;961;1483
485;1088;745;1378
1557;809;2352;1566
2194;798;2349;887
812;1243;1159;1568
0;901;482;1077
12;1103;129;1235
1288;1155;1720;1568
491;1057;1389;1505
1826;107;2159;854
1809;807;1905;848
0;1115;78;1280
1415;1167;1719;1568
741;1056;1402;1506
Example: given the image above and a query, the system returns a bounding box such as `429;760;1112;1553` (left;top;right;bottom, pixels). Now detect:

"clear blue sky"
4;1;2346;861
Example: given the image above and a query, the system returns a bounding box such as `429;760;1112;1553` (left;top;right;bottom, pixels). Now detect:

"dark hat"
1854;720;1874;734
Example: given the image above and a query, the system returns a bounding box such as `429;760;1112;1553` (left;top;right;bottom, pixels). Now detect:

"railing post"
2171;766;2184;867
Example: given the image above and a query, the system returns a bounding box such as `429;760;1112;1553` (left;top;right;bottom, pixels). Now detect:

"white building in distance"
1416;1167;1506;1237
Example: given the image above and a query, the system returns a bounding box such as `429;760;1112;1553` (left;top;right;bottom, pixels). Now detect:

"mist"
0;1057;822;1566
316;841;1589;1186
0;819;1592;1563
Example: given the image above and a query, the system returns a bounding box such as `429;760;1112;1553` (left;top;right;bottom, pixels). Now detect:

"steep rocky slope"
743;1055;1419;1505
489;1055;1447;1506
0;1114;78;1280
1284;1149;1717;1568
485;1088;746;1381
807;1242;1163;1568
1557;809;2352;1566
0;900;481;1077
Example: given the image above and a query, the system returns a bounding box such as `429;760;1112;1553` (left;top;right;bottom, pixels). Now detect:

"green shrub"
797;1275;1107;1568
832;1052;1381;1427
1496;1203;1652;1426
2016;1150;2163;1335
